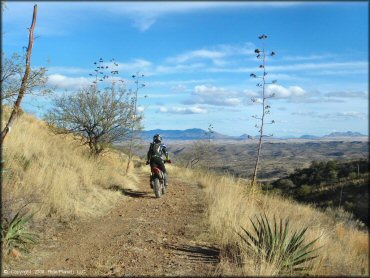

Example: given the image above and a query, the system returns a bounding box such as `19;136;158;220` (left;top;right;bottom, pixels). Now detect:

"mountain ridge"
140;129;367;141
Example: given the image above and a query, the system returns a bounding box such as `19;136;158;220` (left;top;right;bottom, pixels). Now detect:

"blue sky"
2;1;369;137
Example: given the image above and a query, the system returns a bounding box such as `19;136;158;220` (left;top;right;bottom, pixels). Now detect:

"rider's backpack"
150;142;163;158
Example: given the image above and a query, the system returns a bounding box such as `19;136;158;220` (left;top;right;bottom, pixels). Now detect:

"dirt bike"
149;159;171;198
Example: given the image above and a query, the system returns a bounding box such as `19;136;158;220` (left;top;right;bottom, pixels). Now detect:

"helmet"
153;134;162;143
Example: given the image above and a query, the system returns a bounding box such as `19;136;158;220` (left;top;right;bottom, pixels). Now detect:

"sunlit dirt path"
4;172;219;276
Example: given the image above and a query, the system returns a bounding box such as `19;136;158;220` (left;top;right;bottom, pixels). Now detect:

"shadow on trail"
165;243;220;264
123;189;157;199
109;185;156;199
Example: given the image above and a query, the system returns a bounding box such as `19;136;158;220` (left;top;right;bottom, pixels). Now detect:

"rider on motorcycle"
146;134;171;187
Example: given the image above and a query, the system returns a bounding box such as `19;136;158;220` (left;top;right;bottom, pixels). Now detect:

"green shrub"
1;210;38;254
276;179;296;189
238;213;321;274
298;184;312;196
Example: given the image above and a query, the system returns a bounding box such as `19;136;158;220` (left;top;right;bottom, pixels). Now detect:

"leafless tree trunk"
1;4;38;144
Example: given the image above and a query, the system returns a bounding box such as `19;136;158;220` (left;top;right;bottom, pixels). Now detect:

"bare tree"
250;34;277;188
45;59;141;156
1;52;52;105
1;4;38;144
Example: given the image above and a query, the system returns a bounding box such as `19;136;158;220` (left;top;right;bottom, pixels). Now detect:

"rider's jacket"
147;142;169;161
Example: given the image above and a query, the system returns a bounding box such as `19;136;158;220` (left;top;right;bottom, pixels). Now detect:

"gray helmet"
153;134;162;143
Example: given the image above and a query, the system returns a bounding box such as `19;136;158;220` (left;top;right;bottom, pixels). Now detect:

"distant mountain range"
140;128;244;141
323;131;366;138
140;129;367;141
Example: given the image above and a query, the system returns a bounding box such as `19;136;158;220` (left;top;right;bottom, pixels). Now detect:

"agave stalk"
250;34;276;189
126;73;145;173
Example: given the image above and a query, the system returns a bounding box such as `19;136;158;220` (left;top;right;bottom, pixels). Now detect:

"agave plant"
1;211;37;254
238;213;321;273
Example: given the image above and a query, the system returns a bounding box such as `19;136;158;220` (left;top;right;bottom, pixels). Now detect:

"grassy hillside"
170;166;369;276
1;109;368;276
1;107;138;223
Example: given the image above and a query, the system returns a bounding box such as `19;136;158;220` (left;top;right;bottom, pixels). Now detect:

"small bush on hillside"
275;179;296;190
238;213;321;274
298;184;312;196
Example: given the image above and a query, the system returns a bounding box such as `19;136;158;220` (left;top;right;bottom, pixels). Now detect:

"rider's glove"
167;159;172;163
146;161;149;165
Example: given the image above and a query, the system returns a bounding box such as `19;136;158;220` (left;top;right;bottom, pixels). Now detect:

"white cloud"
324;91;368;98
116;59;153;73
167;43;255;64
48;66;91;75
48;60;152;79
4;2;302;34
291;111;367;120
268;61;368;72
195;85;228;95
291;111;317;117
188;84;308;107
137;106;145;113
186;84;242;106
47;59;207;80
171;84;188;93
149;79;215;87
327;112;367;120
132;17;157;32
206;61;368;74
145;93;181;99
170;49;225;63
253;98;263;104
224;98;243;106
243;89;260;98
102;2;300;31
267;84;306;98
48;74;91;89
159;106;207;114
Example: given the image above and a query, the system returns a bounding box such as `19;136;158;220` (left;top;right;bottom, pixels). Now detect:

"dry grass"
172;166;369;276
2;108;138;221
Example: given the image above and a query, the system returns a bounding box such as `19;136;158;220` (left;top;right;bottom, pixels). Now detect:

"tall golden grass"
170;165;369;276
2;108;138;221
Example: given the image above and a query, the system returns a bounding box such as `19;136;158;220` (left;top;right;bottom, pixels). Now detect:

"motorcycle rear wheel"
153;178;161;198
161;182;166;195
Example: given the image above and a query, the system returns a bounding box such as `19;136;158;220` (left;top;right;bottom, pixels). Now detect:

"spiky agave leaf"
238;213;321;274
2;211;38;253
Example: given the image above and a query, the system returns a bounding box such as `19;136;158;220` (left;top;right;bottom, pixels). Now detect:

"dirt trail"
5;172;219;276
